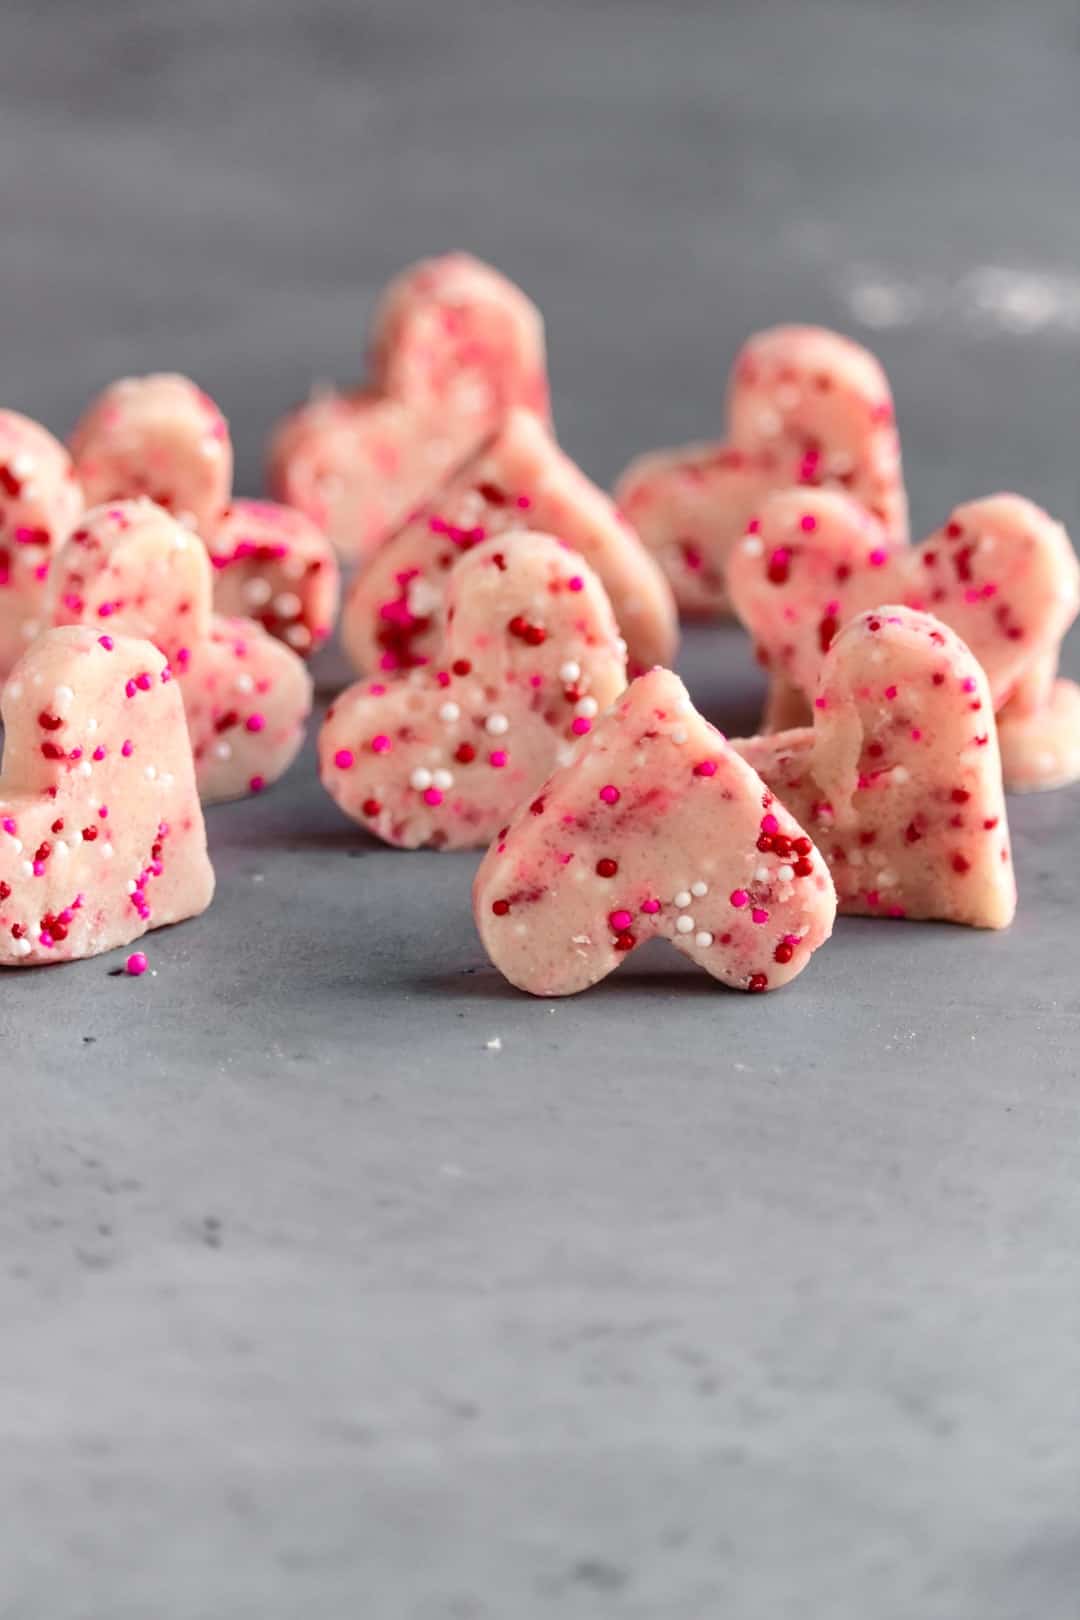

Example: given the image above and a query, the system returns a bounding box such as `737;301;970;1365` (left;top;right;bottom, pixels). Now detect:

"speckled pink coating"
0;411;84;681
727;487;1080;791
0;626;214;966
342;409;678;678
48;500;312;804
267;253;550;561
209;498;340;658
321;533;627;850
473;667;836;996
733;607;1015;928
615;325;908;613
70;373;233;538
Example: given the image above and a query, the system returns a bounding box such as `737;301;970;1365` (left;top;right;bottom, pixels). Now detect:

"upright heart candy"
733;607;1016;928
267;253;550;561
321;533;627;849
473;667;836;996
70;373;233;538
614;325;908;614
208;499;341;658
48;500;312;803
0;411;84;682
342;409;678;678
0;626;214;966
727;487;1080;791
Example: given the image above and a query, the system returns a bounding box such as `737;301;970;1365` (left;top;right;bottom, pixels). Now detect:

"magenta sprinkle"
568;576;584;592
370;734;391;754
599;784;620;805
693;760;717;777
245;713;265;733
423;787;443;806
571;716;592;736
761;813;779;835
249;775;266;794
489;749;508;768
125;952;148;977
334;748;355;770
609;909;633;931
121;740;134;758
729;889;749;909
641;898;661;914
751;907;769;924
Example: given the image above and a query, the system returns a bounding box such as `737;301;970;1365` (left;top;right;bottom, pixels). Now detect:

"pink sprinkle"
32;861;45;877
98;805;109;818
800;513;817;532
911;728;923;741
599;784;620;805
334;749;354;770
814;697;827;710
125;680;136;698
571;717;592;736
515;494;531;510
609;909;633;931
568;576;584;592
249;775;266;794
135;672;152;691
746;516;761;534
962;676;977;693
369;683;387;696
177;647;190;666
371;734;391;754
98;602;114;618
92;746;106;761
693;760;717;777
423;787;444;806
125;952;148;977
761;813;779;835
729;889;749;909
489;749;508;768
245;713;265;733
641;898;661;914
884;685;898;700
751;907;769;925
121;740;134;758
1;818;15;835
868;547;888;566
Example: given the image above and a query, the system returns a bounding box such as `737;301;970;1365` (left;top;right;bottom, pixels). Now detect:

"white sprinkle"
244;578;273;606
690;880;708;897
6;682;22;702
676;915;695;934
407;578;440;617
671;726;688;745
615;637;628;657
777;863;794;882
410;767;433;791
891;765;910;783
12;937;31;959
273;591;302;618
695;930;714;948
878;868;898;887
8;837;21;853
756;408;782;438
674;890;692;908
754;864;770;882
11;452;34;479
52;685;74;715
438;701;460;724
485;713;509;736
213;741;232;761
560;660;581;684
86;716;98;734
235;672;255;694
20;860;33;878
742;535;764;558
54;840;69;859
170;531;190;551
285;623;311;649
485;1036;502;1052
432;768;453;790
126;879;137;895
77;761;92;778
144;765;157;781
102;844;114;859
675;697;692;715
575;696;598;718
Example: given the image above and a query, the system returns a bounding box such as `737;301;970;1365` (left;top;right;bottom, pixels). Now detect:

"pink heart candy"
321;533;627;850
0;626;214;967
0;411;84;682
615;325;908;613
267;253;550;561
49;500;312;803
208;498;340;659
342;408;678;678
733;607;1016;928
473;666;836;996
727;487;1080;792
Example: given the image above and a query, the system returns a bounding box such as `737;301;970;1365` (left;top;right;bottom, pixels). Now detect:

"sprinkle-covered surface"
0;410;84;681
48;499;313;803
615;325;908;614
209;498;340;659
343;408;678;677
0;626;213;965
267;253;550;561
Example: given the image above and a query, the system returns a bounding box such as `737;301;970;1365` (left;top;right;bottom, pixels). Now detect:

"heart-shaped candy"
615;325;908;614
727;487;1080;790
268;253;550;561
473;667;836;995
0;411;84;682
70;373;233;538
0;626;214;966
733;606;1015;928
342;409;678;678
48;500;312;803
321;533;627;849
208;499;340;658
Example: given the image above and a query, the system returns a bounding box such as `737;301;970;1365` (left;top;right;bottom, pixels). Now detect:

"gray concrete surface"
3;2;1080;1616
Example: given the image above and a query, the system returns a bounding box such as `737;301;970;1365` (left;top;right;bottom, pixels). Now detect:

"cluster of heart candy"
1;253;1077;991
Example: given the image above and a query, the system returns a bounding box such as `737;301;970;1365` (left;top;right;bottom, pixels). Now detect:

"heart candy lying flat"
0;626;214;966
342;408;678;678
0;411;85;682
208;498;340;658
614;325;908;614
267;253;550;561
473;667;837;996
732;607;1016;928
70;373;233;538
321;533;627;849
49;500;312;803
727;487;1080;791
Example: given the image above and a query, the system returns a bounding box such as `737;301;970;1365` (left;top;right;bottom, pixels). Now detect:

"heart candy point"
473;666;837;995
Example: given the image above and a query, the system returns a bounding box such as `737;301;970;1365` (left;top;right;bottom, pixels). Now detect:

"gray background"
3;2;1080;1616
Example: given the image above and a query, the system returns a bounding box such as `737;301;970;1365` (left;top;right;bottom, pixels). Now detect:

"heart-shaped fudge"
0;626;214;966
727;487;1080;791
342;408;678;678
208;498;340;658
733;606;1015;928
473;667;836;995
70;373;233;538
321;533;627;849
615;325;908;613
0;411;84;682
49;500;312;803
267;253;550;561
